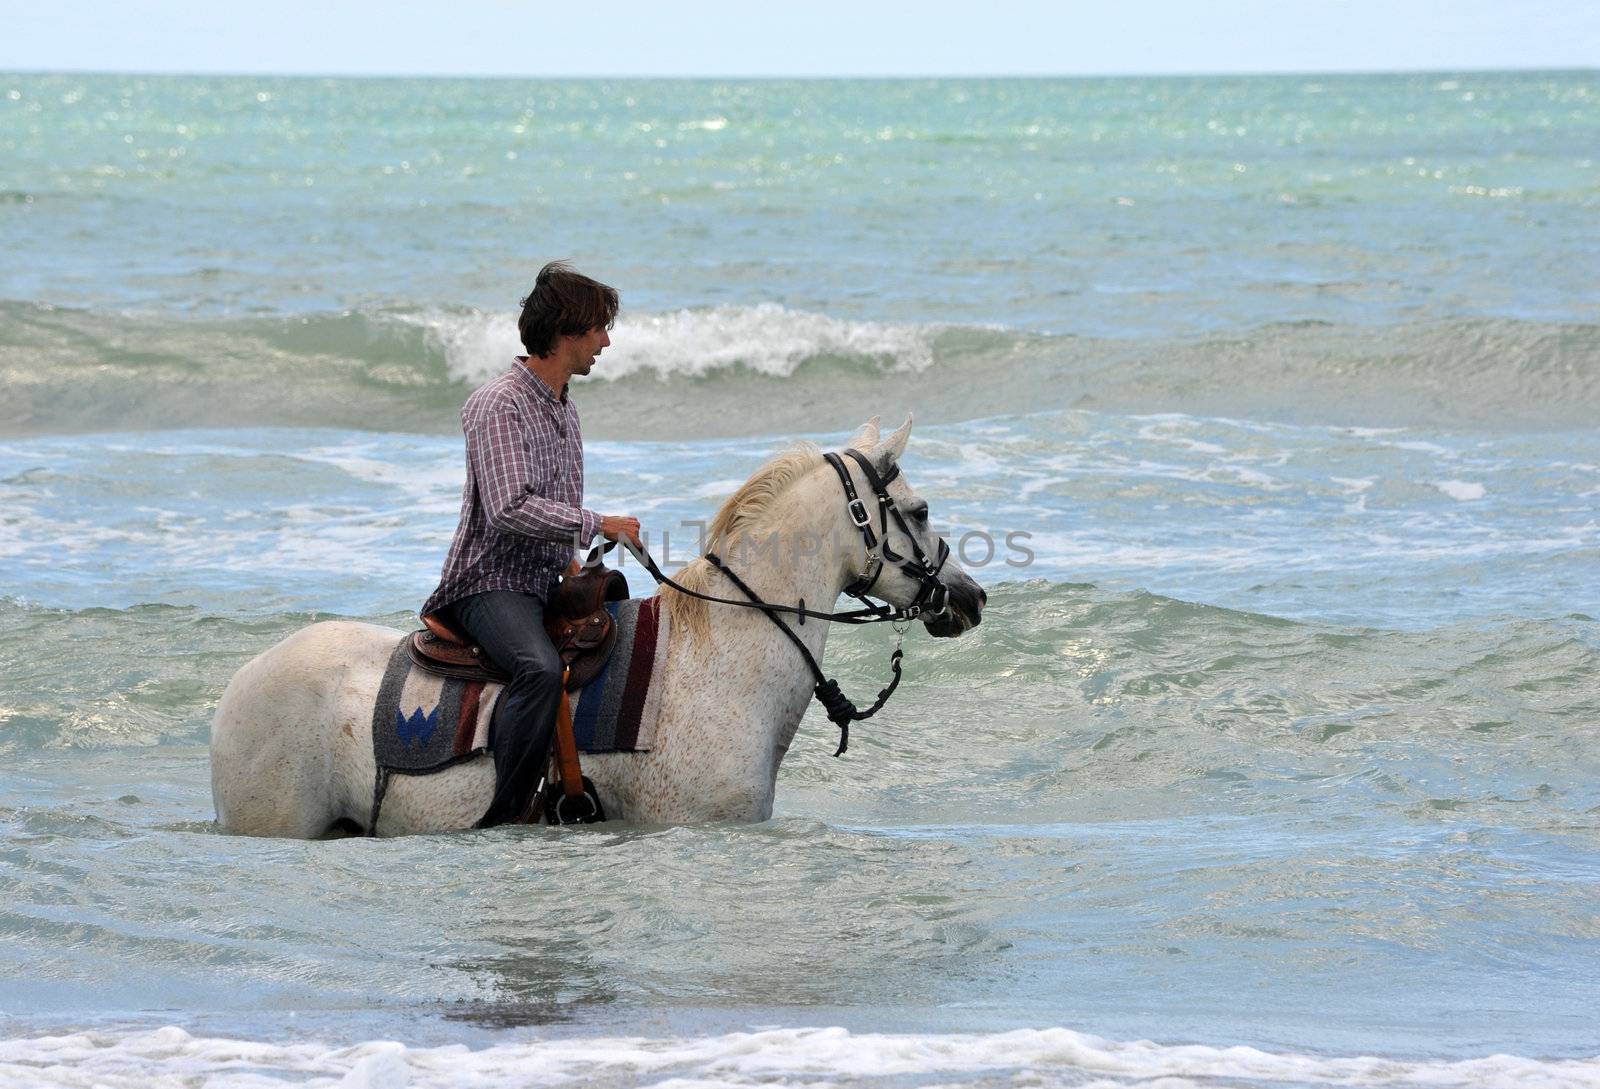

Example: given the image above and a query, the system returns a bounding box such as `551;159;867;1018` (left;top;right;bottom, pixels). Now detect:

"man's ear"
874;413;912;470
847;416;882;452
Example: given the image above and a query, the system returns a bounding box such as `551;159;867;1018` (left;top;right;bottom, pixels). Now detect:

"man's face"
570;325;611;376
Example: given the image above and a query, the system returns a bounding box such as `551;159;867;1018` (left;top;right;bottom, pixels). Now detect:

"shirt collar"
513;356;567;402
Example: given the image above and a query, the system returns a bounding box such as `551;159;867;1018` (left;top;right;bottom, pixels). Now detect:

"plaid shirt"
421;359;603;616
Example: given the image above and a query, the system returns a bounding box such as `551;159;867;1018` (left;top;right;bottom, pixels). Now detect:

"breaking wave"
2;1024;1596;1088
404;302;949;383
2;299;1597;437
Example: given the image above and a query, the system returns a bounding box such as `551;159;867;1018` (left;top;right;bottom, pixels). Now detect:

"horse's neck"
705;513;841;683
681;486;850;754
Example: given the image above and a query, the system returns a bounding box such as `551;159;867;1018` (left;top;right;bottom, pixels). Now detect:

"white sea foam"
1434;480;1487;501
404;305;940;386
1025;534;1281;573
402;308;524;383
679;116;729;131
291;446;465;508
1;1025;1595;1089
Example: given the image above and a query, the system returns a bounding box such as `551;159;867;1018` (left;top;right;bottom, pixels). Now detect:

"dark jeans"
446;590;562;827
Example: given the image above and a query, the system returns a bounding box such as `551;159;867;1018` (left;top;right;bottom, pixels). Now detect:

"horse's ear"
847;416;882;452
875;413;913;471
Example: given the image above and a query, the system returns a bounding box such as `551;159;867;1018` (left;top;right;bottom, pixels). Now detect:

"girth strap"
545;673;605;824
554;672;584;800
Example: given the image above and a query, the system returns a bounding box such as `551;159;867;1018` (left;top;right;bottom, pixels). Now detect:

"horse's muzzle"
922;574;985;638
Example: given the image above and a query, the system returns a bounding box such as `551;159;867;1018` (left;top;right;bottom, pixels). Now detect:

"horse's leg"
211;621;393;837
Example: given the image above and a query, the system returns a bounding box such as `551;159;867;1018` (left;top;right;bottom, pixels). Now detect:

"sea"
1;70;1598;1087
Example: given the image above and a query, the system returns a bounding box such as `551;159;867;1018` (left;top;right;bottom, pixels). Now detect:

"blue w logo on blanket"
395;706;440;748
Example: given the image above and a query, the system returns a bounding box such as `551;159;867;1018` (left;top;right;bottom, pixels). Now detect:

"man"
421;261;640;827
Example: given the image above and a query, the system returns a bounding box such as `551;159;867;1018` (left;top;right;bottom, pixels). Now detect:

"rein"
621;447;951;755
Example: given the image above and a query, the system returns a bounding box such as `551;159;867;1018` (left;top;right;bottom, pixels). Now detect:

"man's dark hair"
518;261;620;357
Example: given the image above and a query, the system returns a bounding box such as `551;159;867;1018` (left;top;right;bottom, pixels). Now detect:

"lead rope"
707;553;907;756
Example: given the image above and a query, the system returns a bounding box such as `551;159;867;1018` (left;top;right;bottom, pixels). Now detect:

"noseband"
626;447;955;754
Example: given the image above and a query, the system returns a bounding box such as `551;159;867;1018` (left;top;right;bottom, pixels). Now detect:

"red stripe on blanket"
454;681;483;757
613;597;660;750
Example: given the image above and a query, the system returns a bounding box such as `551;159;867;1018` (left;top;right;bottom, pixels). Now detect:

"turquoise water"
2;71;1599;1087
5;72;1597;331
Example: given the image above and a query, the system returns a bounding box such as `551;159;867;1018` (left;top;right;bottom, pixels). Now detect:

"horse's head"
841;415;985;638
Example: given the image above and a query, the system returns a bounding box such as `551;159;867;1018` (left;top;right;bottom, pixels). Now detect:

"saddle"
409;564;630;691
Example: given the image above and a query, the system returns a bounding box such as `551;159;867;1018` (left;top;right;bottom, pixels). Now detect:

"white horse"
210;416;985;836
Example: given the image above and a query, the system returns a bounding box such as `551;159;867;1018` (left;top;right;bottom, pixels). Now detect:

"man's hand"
600;514;642;550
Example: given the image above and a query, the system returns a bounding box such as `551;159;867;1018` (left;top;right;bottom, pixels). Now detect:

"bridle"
825;448;951;620
625;447;954;754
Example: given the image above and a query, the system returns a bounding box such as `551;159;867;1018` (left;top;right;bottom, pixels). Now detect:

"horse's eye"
909;502;929;523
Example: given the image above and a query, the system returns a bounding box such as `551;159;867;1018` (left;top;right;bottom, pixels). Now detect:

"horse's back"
211;620;400;837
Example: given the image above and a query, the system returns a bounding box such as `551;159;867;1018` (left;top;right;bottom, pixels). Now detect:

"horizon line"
4;63;1594;82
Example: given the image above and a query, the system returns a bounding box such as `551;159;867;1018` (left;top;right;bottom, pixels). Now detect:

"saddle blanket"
371;596;669;776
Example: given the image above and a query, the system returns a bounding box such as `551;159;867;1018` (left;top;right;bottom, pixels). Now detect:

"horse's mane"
663;441;825;641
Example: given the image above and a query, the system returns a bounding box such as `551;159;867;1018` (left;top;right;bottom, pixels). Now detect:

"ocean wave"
401;303;952;384
6;585;1595;757
2;299;1598;437
2;1024;1595;1088
0;601;357;751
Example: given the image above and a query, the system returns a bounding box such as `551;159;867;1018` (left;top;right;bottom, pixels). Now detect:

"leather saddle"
409;564;631;691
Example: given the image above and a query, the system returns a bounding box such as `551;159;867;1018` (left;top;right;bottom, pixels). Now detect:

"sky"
1;0;1595;78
